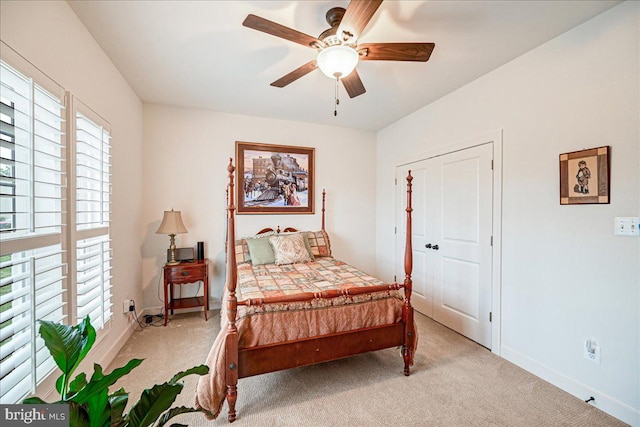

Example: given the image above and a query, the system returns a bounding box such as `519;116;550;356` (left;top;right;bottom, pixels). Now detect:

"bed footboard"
238;323;404;378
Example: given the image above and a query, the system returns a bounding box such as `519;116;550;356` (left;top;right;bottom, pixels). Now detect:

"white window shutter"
73;110;112;329
0;58;66;403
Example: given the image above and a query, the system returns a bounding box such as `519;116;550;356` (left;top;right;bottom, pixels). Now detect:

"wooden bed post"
402;171;414;376
321;189;326;231
225;159;239;422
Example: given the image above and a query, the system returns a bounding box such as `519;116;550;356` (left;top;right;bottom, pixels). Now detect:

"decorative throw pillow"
234;239;251;264
281;232;315;261
306;230;332;257
269;233;312;265
245;235;275;265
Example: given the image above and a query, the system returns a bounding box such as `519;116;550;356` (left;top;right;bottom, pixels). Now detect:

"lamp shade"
316;45;359;79
156;209;188;234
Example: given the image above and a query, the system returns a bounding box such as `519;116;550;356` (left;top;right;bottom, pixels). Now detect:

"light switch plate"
614;217;640;236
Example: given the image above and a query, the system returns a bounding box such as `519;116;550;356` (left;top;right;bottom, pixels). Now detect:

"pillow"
282;231;314;261
245;235;275;265
234;231;274;264
234;239;251;264
269;233;312;265
306;230;332;257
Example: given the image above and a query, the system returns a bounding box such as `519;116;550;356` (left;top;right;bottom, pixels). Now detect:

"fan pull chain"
334;77;340;116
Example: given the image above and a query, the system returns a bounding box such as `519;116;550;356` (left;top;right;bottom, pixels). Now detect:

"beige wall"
142;104;377;310
0;0;145;397
376;2;639;424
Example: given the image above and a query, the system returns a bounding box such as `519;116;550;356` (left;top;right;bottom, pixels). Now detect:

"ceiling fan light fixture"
316;45;359;79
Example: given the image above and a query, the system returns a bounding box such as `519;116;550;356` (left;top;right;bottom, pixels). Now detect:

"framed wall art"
236;141;314;214
559;146;610;205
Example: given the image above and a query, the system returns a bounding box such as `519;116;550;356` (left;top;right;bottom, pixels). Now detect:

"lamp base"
167;234;180;266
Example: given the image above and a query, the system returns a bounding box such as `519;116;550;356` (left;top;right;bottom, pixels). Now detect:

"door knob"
425;243;432;249
432;244;439;250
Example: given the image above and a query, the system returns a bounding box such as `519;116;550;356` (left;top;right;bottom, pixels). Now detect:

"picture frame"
236;141;314;214
559;146;610;205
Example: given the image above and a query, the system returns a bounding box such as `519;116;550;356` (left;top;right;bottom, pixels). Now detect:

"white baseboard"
501;345;639;427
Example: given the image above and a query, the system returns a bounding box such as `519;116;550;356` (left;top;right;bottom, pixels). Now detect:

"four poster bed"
195;159;415;422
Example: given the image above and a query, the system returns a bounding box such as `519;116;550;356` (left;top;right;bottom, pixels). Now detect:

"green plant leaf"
68;401;90;427
168;365;209;385
86;388;110;427
38;320;81;373
22;396;49;404
125;383;183;427
73;317;97;375
72;359;143;405
156;406;207;427
108;388;129;426
38;316;96;399
56;374;65;395
69;372;88;396
39;317;95;375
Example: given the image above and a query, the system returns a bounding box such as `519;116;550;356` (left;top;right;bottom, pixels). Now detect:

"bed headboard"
256;226;299;235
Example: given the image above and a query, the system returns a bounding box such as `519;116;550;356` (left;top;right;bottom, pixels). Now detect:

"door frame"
395;130;503;354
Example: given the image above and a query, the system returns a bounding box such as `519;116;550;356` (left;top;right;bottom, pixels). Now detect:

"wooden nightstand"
163;259;209;326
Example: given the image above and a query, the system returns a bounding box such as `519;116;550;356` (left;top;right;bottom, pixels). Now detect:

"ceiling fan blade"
243;14;323;48
341;69;366;98
358;43;435;62
270;61;318;88
337;0;383;42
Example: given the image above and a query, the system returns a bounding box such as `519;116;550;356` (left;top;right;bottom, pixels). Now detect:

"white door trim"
490;130;503;355
395;129;503;355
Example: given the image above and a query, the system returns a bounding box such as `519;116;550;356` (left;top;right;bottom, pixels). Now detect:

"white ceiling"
68;0;620;132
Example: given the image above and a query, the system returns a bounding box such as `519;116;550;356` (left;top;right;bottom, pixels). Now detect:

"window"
72;108;112;329
0;45;113;403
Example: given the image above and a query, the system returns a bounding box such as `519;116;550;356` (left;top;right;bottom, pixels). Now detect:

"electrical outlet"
584;338;601;364
123;299;135;314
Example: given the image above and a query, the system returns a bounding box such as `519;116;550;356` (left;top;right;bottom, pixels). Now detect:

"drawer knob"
181;271;189;276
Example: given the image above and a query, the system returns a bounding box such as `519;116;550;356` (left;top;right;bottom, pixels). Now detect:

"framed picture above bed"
559;145;610;205
236;141;315;214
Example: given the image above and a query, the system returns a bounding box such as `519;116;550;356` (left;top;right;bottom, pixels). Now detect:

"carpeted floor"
108;311;625;426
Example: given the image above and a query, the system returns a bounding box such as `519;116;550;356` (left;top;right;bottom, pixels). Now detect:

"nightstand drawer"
162;259;209;326
166;264;206;282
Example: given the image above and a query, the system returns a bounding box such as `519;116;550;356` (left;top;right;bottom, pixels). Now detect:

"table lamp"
156;209;188;265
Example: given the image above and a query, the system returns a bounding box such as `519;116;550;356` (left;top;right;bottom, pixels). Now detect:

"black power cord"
128;301;165;329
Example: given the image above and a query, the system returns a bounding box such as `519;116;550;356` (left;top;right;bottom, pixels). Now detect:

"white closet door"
396;142;493;348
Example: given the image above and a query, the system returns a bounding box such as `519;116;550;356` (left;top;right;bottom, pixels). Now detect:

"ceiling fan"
242;0;435;104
